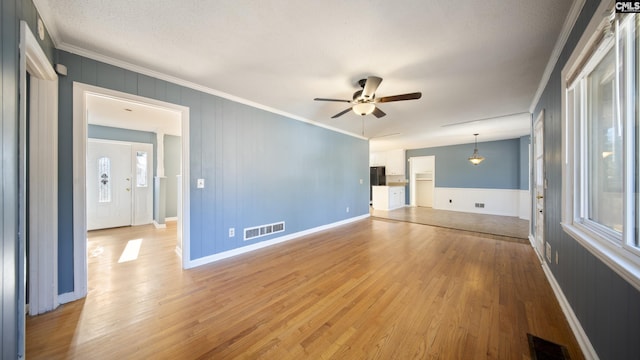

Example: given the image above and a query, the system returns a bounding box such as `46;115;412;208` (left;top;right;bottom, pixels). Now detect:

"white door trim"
532;110;545;260
67;82;190;303
28;75;59;315
18;20;59;356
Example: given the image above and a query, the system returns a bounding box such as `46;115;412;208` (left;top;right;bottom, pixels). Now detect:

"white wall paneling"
434;187;520;217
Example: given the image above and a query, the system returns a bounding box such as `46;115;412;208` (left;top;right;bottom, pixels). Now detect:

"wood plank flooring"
26;219;583;359
371;206;530;241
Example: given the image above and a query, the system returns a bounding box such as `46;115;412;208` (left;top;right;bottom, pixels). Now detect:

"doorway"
68;83;191;304
533;111;545;260
18;20;59;357
409;156;435;207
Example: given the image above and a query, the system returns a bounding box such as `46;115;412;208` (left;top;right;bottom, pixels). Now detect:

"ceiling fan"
314;76;421;119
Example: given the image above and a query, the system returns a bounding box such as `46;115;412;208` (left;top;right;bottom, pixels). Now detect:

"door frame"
18;20;59;356
408;155;435;207
531;110;545;260
67;82;190;303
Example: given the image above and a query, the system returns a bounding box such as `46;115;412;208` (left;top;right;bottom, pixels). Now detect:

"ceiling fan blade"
331;107;353;118
377;92;422;103
362;76;382;99
314;97;351;103
372;107;386;118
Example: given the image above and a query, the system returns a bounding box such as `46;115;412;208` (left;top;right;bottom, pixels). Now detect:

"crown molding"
55;42;367;141
529;0;587;113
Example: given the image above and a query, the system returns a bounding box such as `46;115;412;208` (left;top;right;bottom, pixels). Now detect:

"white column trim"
156;131;165;177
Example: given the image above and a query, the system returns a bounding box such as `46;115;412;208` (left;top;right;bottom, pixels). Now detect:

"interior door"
533;113;545;259
87;140;132;230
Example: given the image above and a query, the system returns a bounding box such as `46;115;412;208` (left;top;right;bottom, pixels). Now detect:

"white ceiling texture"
34;0;576;152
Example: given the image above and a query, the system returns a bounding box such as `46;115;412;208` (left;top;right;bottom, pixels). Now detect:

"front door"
87;140;132;230
533;112;545;260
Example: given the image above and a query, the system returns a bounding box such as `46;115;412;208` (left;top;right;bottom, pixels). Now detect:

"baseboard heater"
244;221;285;241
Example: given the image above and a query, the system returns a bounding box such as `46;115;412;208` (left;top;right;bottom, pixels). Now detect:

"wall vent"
474;203;485;208
244;221;285;241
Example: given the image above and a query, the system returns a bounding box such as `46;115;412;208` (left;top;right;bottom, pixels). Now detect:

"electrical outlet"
229;228;235;237
545;243;552;263
346;207;350;213
359;179;363;184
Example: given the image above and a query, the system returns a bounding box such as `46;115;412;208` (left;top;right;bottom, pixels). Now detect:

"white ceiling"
86;93;182;136
34;0;575;151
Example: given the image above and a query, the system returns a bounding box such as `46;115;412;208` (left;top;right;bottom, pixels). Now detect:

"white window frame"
561;3;640;291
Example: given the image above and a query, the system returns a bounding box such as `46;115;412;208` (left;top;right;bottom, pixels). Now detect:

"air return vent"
244;221;285;241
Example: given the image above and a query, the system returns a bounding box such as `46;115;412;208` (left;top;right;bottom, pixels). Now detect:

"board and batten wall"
56;50;370;293
406;137;529;218
532;0;640;358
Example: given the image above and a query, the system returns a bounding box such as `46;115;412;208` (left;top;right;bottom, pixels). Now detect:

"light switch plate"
197;178;205;188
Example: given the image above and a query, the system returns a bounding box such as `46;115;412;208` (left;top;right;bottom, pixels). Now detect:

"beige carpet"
371;206;530;243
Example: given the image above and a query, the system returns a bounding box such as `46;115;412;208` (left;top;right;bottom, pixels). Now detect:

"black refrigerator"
370;166;386;202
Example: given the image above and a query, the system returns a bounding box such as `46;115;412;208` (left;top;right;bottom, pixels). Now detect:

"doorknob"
536;195;544;199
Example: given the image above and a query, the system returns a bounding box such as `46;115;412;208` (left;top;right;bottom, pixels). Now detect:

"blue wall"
532;0;640;358
405;138;521;202
56;51;370;292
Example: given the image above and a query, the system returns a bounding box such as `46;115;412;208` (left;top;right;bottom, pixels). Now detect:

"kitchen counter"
385;182;408;187
372;186;406;210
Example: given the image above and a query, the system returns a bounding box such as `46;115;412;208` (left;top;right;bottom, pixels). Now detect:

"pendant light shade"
468;133;485;165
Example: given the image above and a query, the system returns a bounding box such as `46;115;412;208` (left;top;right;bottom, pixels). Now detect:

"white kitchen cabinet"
372;186;405;210
385;149;405;175
369;151;387;167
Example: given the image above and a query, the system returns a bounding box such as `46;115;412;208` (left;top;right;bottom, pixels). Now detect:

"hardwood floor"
26;219;583;359
371;206;530;242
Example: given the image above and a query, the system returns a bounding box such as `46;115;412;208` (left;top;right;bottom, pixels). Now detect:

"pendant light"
468;133;485;165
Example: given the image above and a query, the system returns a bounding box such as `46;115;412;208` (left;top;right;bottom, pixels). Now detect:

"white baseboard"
433;187;520;217
58;291;81;305
153;221;167;229
175;246;182;257
540;261;599;359
185;214;370;269
165;217;178;222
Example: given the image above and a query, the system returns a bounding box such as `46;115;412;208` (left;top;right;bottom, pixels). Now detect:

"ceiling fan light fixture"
352;102;376;116
468;133;485;165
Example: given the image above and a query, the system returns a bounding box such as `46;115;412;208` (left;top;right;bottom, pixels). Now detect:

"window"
136;151;148;187
98;156;111;203
563;12;640;285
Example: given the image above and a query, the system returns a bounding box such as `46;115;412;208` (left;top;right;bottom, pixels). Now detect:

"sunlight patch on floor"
118;238;143;263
